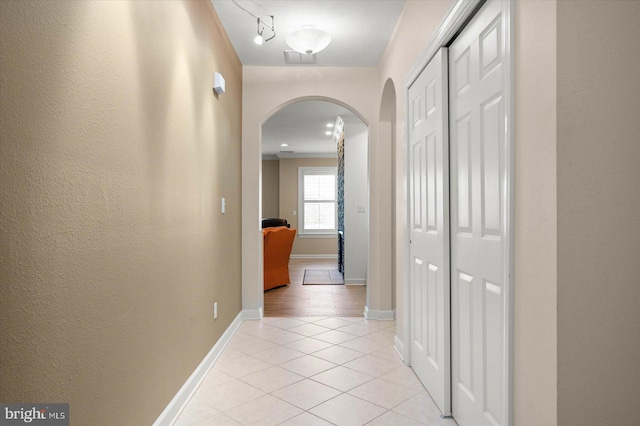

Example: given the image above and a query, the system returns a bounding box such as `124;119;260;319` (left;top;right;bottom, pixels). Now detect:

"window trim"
297;166;338;236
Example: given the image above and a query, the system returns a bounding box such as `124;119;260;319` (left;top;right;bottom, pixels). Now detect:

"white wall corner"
153;312;244;426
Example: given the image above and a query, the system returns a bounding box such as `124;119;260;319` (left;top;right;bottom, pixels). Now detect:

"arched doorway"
252;97;371;317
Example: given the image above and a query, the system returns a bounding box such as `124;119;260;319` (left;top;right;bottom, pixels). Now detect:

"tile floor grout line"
173;316;456;426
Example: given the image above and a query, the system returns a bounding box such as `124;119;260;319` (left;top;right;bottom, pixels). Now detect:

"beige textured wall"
557;1;640;424
279;158;338;256
0;1;242;424
514;1;557;424
261;160;280;219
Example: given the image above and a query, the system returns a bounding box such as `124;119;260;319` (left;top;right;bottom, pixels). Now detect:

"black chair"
261;218;290;228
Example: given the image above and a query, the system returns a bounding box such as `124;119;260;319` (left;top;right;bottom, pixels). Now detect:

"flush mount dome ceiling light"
286;25;331;55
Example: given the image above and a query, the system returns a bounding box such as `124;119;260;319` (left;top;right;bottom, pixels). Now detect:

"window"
298;167;337;235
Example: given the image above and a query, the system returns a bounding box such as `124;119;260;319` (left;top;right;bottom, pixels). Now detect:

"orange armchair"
263;226;296;291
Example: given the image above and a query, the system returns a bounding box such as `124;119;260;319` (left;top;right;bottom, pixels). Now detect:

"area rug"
303;269;344;285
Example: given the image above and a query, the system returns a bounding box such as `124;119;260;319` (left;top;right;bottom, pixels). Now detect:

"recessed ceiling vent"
284;50;316;65
279;150;294;153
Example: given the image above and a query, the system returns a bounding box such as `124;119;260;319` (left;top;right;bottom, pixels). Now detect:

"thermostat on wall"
213;72;225;95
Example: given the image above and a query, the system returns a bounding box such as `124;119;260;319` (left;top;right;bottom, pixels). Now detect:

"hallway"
173;317;456;425
2;1;639;424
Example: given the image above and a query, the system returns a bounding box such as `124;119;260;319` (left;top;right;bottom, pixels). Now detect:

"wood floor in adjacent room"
264;258;366;317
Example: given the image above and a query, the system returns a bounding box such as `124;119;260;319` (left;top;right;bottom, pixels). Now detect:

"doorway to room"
260;99;369;317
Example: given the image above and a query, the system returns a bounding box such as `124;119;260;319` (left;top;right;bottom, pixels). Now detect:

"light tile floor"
172;317;457;426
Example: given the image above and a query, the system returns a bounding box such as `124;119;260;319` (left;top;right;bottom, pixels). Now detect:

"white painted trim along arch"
264;95;370;128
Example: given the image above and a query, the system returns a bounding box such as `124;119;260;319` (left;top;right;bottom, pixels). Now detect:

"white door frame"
402;0;514;424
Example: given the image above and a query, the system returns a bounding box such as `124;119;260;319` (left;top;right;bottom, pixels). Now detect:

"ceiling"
211;0;406;67
262;100;355;158
211;0;406;158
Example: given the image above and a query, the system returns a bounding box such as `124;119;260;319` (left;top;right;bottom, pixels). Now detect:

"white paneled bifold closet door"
408;47;451;416
449;1;509;425
407;0;511;425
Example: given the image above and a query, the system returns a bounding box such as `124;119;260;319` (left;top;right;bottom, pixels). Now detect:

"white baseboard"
364;306;395;321
290;254;338;259
363;306;371;319
153;312;244;426
394;335;406;363
345;278;366;285
242;308;263;320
